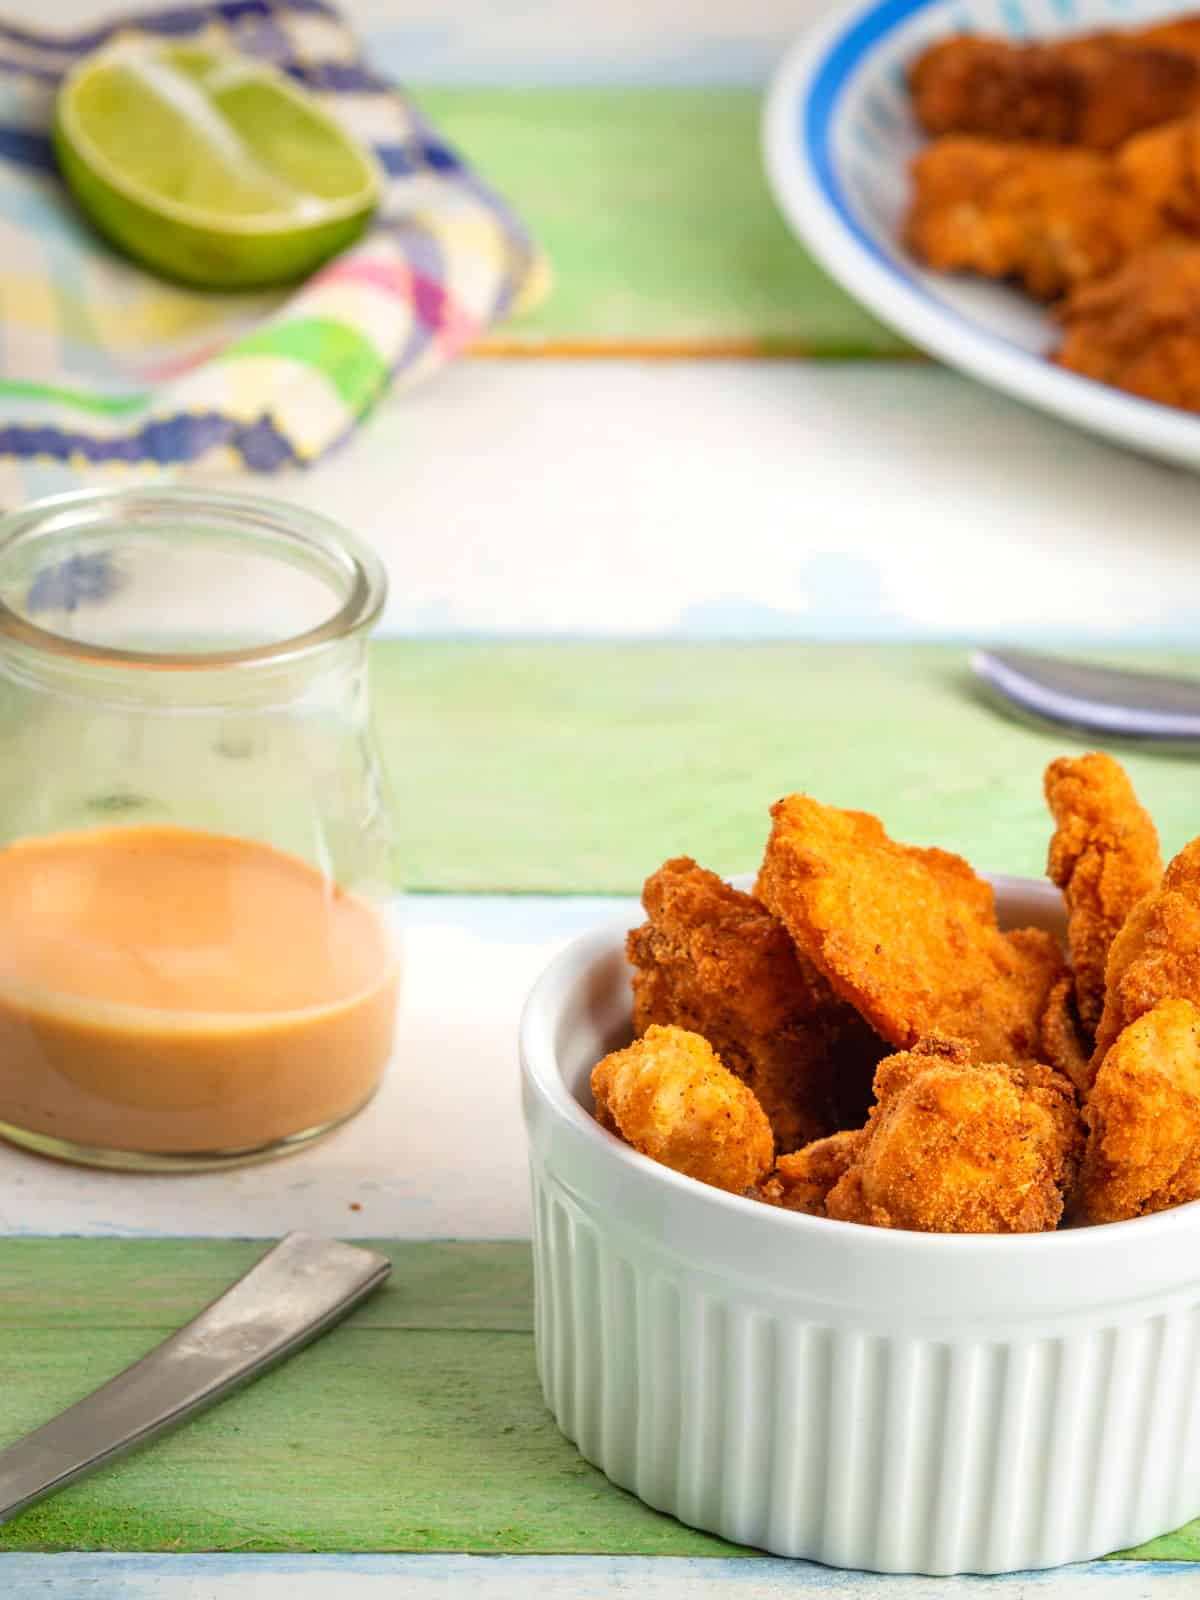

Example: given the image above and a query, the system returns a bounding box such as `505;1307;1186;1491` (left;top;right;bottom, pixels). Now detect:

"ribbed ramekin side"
765;1321;834;1556
530;1162;1200;1574
675;1289;728;1534
530;1175;550;1396
1169;1308;1200;1534
804;1310;1200;1572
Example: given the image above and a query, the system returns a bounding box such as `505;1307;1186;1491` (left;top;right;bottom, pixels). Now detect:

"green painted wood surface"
415;88;910;355
0;1240;1196;1559
369;641;1200;894
0;1240;733;1556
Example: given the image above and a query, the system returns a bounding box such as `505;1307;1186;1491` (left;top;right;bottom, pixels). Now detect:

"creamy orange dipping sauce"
0;825;398;1156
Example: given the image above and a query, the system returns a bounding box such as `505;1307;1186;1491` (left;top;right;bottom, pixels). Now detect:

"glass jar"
0;485;400;1171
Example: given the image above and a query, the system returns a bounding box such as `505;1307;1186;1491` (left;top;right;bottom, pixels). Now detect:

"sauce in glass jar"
0;486;400;1169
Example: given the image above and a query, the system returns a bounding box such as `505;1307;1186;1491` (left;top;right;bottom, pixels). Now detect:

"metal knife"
971;648;1200;742
0;1232;391;1526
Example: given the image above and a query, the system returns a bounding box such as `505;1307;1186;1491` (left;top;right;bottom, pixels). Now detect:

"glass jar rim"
0;484;387;670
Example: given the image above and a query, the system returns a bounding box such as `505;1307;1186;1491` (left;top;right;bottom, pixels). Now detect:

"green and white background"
6;0;1200;1594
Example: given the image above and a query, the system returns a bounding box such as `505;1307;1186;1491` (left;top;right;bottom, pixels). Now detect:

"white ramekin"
519;874;1200;1575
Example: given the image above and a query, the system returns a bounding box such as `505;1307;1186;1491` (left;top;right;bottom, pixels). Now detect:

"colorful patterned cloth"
0;0;547;473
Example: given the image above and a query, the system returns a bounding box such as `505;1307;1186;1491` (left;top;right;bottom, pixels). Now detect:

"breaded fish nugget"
825;1038;1082;1233
1054;240;1200;412
910;30;1200;149
1045;752;1162;1034
757;795;1064;1068
591;1024;774;1194
1040;974;1092;1097
1082;998;1200;1222
1115;109;1200;234
1091;837;1200;1079
757;1129;864;1217
627;857;882;1152
905;138;1161;299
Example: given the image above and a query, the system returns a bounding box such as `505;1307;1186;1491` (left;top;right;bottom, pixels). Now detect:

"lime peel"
54;41;382;290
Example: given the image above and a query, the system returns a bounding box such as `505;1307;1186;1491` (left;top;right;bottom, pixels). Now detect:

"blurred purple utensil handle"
972;648;1200;741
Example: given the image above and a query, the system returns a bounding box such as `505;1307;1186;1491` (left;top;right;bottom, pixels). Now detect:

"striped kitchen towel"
0;0;547;473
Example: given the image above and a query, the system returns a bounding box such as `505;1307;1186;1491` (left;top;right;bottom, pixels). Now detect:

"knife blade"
971;648;1200;742
0;1233;391;1526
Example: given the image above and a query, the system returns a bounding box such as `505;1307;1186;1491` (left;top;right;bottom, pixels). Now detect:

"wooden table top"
9;3;1200;1594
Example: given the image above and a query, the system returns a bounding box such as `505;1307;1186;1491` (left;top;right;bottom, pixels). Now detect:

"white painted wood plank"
211;360;1200;647
31;1;828;85
0;894;627;1241
0;1552;1187;1595
7;356;1200;642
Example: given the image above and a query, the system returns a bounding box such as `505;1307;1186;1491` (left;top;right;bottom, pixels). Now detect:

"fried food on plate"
1138;16;1200;53
909;29;1200;149
1082;997;1200;1222
1053;240;1200;410
1045;752;1162;1035
1040;974;1092;1097
627;857;883;1152
824;1037;1082;1233
1090;838;1200;1078
757;1129;864;1217
591;1023;774;1194
756;794;1065;1068
1114;108;1200;233
905;138;1162;299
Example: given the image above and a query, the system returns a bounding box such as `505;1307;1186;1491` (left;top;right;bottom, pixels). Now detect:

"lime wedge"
53;43;382;290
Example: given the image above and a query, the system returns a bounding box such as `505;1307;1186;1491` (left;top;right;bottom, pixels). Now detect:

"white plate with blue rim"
763;0;1200;471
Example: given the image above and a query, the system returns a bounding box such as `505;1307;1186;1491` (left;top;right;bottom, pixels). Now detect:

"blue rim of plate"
799;0;1096;347
805;0;938;273
766;0;1200;463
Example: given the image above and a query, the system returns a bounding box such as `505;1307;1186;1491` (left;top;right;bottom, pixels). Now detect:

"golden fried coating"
1053;240;1200;410
1044;753;1162;1034
905;138;1162;299
1115;108;1200;233
756;795;1065;1068
1138;17;1200;53
1090;838;1200;1077
824;1038;1082;1233
757;1130;864;1217
591;1024;774;1193
1082;998;1200;1222
909;30;1200;149
1040;974;1092;1097
627;857;883;1152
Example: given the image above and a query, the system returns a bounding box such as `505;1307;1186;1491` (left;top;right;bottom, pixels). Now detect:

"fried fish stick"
1090;837;1200;1079
1045;753;1162;1034
591;1024;774;1193
910;29;1200;149
756;795;1065;1068
905;138;1162;299
627;857;882;1152
1082;997;1200;1222
824;1038;1081;1233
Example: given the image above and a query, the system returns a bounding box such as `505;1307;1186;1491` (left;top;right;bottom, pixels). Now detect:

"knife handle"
0;1232;390;1525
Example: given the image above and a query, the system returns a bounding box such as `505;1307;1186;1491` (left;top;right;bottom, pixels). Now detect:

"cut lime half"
54;42;382;290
